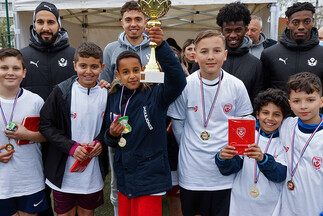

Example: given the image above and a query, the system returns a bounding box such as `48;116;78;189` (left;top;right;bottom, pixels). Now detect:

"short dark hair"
0;48;26;69
287;72;322;96
253;88;291;119
285;2;315;18
74;42;103;64
120;1;142;17
116;51;142;72
216;2;251;28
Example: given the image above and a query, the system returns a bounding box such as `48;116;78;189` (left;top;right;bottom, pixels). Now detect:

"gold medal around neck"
200;131;210;141
249;186;259;198
118;137;127;148
5;143;14;151
287;180;295;191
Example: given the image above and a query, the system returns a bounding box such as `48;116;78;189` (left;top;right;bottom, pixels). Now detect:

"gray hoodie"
100;31;151;83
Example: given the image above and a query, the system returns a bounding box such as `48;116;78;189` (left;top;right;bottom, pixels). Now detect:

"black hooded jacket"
20;26;76;101
223;36;263;102
261;27;323;91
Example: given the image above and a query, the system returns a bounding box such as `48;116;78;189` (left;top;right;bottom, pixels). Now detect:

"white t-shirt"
46;81;107;194
0;89;44;199
230;130;286;216
167;70;253;190
273;117;323;216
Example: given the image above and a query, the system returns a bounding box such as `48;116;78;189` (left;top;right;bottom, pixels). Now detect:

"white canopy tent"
12;0;278;49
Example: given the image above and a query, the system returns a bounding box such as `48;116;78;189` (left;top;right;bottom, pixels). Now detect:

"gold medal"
287;180;295;191
249;186;259;198
5;143;14;151
118;137;127;147
200;131;210;141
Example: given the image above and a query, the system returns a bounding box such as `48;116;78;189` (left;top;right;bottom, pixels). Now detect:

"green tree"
0;17;14;48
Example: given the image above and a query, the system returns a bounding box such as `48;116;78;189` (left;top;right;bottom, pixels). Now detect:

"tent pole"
5;0;11;47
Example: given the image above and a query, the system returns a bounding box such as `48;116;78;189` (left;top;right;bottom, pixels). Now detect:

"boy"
216;88;290;216
105;26;186;216
39;42;109;216
273;72;323;216
167;29;253;215
0;48;48;215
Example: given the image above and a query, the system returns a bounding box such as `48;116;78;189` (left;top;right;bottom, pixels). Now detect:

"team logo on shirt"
307;58;317;67
236;127;246;138
223;103;232;114
188;106;198;112
58;58;68;67
284;146;289;152
72;113;77;119
312;156;322;170
101;111;105;119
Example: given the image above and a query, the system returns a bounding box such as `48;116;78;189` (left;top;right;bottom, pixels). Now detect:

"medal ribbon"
253;128;274;184
119;86;136;117
200;70;222;128
290;118;323;178
0;88;21;127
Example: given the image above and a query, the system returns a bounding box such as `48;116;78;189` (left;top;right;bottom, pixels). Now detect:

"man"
246;15;277;59
216;2;264;101
100;1;151;215
261;2;323;91
20;2;76;216
100;0;150;84
318;27;323;45
20;2;76;101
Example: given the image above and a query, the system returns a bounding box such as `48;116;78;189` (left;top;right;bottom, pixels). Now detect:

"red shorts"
166;185;180;197
118;192;162;216
52;190;104;214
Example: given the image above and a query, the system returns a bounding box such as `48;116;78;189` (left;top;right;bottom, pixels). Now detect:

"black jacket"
223;37;264;102
261;27;323;91
20;26;76;101
39;76;108;188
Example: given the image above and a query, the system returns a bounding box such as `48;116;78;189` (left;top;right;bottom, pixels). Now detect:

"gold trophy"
137;0;171;83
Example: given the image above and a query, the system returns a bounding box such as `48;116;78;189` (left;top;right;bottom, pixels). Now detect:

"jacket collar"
280;27;319;51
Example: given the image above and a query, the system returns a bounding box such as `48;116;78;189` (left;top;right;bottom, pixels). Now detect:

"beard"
295;38;305;44
37;31;59;45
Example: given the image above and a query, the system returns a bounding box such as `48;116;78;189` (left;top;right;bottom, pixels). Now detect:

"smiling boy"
273;72;323;216
39;42;108;216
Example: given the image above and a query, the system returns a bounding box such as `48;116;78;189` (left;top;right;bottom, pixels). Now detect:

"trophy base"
140;71;164;83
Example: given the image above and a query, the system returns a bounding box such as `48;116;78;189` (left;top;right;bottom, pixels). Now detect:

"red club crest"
312;156;322;170
194;106;198;112
284;146;289;152
236;127;246;138
72;113;77;119
223;103;232;114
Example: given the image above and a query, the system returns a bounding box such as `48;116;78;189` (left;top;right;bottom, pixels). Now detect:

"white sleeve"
171;118;185;144
167;85;188;120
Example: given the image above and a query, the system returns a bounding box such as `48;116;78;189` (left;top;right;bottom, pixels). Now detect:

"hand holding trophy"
137;0;171;83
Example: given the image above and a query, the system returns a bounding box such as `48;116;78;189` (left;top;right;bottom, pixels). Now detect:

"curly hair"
74;42;103;64
216;2;251;27
285;2;315;18
253;88;291;119
287;72;322;96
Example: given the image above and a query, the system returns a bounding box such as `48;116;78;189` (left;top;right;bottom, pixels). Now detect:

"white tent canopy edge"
13;0;278;49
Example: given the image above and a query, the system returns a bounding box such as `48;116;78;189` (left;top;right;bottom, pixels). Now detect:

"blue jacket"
104;41;186;198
